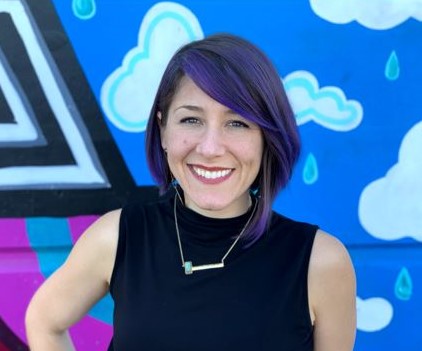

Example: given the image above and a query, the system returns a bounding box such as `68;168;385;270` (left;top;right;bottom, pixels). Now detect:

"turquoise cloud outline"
101;2;203;132
284;71;363;131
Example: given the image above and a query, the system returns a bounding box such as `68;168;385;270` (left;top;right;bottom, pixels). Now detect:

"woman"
26;34;356;350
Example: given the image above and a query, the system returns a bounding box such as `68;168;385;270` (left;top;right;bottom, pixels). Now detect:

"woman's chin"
185;196;247;218
188;200;226;213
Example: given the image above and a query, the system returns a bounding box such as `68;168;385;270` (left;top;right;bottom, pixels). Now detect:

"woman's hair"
146;33;300;244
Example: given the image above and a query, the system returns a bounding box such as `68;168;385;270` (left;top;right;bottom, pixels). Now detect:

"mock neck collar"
173;194;256;246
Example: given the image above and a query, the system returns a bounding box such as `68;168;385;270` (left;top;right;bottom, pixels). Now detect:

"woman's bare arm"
308;230;357;351
25;209;121;350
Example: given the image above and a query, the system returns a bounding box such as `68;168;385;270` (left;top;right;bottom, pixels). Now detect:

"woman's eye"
228;120;250;128
180;117;200;124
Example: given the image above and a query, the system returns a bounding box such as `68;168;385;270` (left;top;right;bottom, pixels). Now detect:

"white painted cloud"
284;70;363;131
101;2;204;132
310;0;422;30
359;121;422;242
357;296;393;332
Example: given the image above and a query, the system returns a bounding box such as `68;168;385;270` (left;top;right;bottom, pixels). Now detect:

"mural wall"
0;0;421;350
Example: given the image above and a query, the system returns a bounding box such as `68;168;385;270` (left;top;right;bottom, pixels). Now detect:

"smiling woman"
25;33;356;351
159;76;263;218
146;34;302;245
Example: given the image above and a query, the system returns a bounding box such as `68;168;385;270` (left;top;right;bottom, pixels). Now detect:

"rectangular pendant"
184;261;193;275
184;261;224;275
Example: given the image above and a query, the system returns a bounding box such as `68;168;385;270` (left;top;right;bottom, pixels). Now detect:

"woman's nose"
195;127;225;157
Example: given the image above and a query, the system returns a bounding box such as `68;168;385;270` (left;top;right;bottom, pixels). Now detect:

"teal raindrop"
395;267;412;301
385;51;400;81
72;0;96;20
302;153;318;185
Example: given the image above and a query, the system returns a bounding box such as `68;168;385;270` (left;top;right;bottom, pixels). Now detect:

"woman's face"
160;77;263;218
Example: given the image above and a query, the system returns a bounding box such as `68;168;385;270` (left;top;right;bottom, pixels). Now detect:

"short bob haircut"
146;33;300;245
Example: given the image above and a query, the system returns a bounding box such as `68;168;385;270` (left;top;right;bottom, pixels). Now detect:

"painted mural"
0;0;421;350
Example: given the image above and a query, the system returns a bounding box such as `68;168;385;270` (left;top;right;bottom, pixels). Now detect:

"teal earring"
171;177;184;204
249;187;259;197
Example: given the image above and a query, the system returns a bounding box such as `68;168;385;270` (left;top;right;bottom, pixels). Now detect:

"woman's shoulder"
309;230;354;275
75;209;123;266
307;229;356;339
308;230;356;307
268;212;354;292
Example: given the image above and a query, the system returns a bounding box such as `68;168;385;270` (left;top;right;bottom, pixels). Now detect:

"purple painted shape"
0;217;113;349
0;219;28;248
0;271;43;344
0;218;42;344
68;215;99;244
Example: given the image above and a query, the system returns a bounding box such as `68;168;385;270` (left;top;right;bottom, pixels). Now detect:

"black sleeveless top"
108;195;317;351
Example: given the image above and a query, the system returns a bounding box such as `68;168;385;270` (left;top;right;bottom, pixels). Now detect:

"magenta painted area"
0;218;42;344
0;219;40;275
70;315;113;350
68;215;99;243
0;219;29;248
0;217;112;348
0;271;43;344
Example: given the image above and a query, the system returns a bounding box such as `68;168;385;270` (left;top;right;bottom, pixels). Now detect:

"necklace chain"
173;194;257;275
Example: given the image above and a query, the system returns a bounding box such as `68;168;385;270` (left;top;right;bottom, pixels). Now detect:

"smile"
191;166;233;180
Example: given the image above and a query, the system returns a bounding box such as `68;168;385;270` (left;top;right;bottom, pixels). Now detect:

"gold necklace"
173;195;257;275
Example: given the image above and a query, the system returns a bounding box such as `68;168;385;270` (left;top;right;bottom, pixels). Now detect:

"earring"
171;176;184;204
249;187;260;197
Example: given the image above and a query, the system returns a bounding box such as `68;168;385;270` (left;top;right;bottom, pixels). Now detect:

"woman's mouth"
189;165;233;182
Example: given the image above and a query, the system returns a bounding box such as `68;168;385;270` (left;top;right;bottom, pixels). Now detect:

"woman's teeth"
193;167;232;179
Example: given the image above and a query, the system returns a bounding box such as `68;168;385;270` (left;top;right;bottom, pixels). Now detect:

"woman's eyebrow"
174;105;238;116
174;105;203;112
226;109;239;116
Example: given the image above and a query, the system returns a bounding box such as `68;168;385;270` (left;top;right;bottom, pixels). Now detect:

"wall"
0;0;421;350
